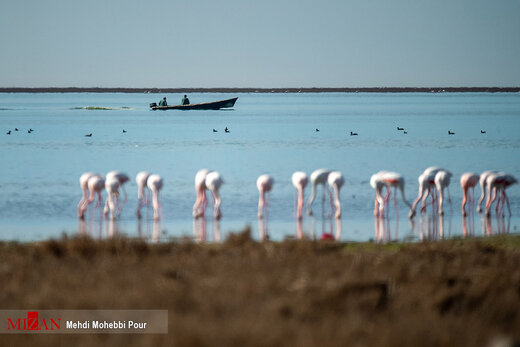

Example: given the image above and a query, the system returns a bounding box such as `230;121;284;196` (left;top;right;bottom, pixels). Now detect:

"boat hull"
150;97;238;110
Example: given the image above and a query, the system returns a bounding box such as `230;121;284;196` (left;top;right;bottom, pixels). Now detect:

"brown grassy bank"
1;231;519;346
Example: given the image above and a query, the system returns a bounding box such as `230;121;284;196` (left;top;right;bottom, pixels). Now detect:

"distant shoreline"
1;87;519;93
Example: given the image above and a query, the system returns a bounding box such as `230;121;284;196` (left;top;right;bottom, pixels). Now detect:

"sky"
1;0;519;88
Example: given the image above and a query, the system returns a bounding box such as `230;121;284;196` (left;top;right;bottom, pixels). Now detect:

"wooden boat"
150;97;238;110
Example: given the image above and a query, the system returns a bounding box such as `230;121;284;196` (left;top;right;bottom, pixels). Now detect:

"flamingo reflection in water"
374;216;392;243
308;214;342;241
193;218;221;243
484;214;511;236
412;213;450;241
137;218;162;243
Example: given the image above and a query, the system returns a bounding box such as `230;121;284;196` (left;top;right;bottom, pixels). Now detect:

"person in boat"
159;97;167;106
181;95;190;105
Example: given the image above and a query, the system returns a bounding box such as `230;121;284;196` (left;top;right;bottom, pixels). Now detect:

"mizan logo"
7;311;61;331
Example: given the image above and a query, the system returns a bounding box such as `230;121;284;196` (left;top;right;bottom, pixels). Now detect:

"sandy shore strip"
1;230;519;346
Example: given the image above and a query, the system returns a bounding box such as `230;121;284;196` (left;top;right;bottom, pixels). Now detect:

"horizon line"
1;86;519;93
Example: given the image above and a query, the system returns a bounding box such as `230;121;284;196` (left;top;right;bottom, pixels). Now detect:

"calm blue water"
1;92;519;242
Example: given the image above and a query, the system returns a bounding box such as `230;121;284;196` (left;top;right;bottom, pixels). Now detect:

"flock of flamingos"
77;168;517;228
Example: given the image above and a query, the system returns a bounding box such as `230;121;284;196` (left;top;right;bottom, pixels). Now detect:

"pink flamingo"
205;171;224;220
104;176;121;220
78;173;104;219
307;169;331;216
292;171;308;220
434;170;452;215
371;171;411;218
327;171;344;219
476;170;498;213
147;174;163;221
409;166;442;219
257;174;274;219
103;171;129;218
136;171;151;219
485;173;517;216
370;171;388;217
87;175;105;206
193;169;210;219
382;171;412;217
460;172;480;216
78;172;95;218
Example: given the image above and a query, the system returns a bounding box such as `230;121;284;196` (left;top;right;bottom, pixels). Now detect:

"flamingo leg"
322;187;328;219
297;188;304;220
332;186;341;219
503;191;511;216
151;189;161;221
258;190;265;219
486;187;497;216
265;191;270;225
212;190;222;220
462;187;468;216
438;187;444;215
393;187;399;219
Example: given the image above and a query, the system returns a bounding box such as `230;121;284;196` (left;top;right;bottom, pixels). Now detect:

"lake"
1;92;519;242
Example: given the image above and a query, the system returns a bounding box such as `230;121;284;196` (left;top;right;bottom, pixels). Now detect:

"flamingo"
104;176;122;220
78;172;95;218
104;171;129;217
205;171;224;220
382;171;412;217
485;173;517;216
257;174;274;219
87;175;105;207
371;171;411;218
409;166;442;219
136;171;151;219
476;170;498;213
327;171;344;219
147;174;164;221
307;169;331;216
292;171;308;220
193;169;210;219
370;171;388;217
434;170;453;215
460;172;480;216
78;172;104;219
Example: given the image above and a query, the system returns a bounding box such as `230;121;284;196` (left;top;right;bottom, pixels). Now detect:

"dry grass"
1;230;519;346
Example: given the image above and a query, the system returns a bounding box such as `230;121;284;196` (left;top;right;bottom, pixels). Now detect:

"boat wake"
70;106;133;111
